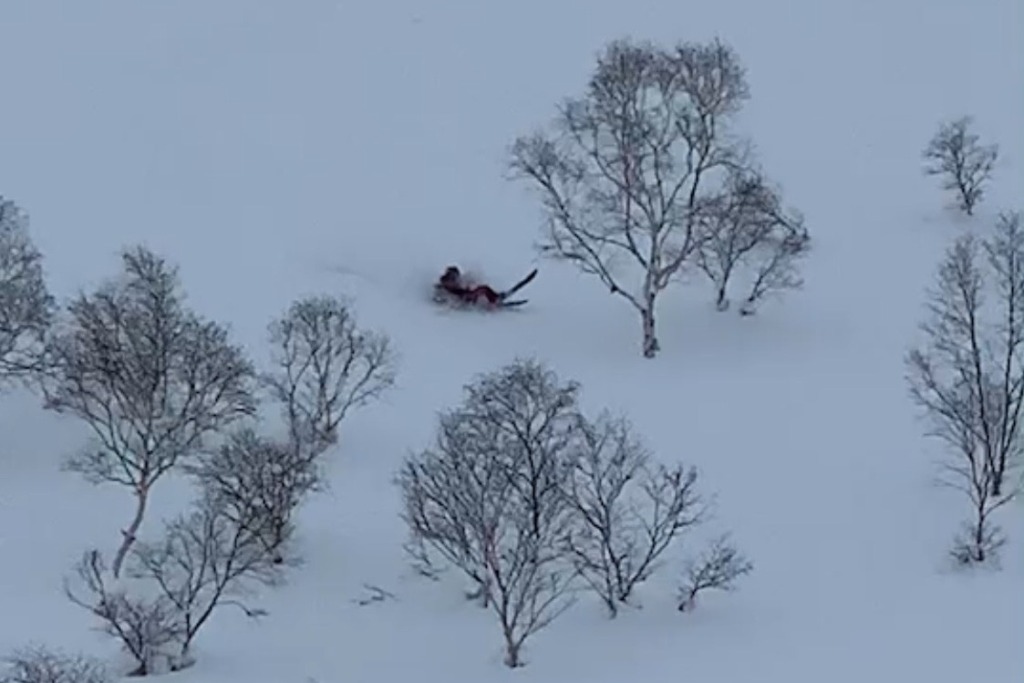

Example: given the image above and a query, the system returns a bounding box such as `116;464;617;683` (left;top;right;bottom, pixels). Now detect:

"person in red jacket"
437;266;502;305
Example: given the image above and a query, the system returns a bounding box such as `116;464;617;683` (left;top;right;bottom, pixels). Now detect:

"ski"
499;298;528;307
500;268;538;300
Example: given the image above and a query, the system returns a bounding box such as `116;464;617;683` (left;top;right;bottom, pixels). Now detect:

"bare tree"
980;212;1024;494
695;169;809;313
510;38;752;357
42;246;257;577
0;197;55;381
397;359;580;667
485;512;577;668
677;534;753;612
737;217;810;316
266;294;396;449
66;495;282;676
64;550;184;676
398;429;498;602
923;116;998;216
1;646;110;683
188;426;320;564
563;411;707;617
129;493;282;670
906;217;1024;563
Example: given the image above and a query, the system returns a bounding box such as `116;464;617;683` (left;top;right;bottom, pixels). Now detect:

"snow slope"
1;0;1022;681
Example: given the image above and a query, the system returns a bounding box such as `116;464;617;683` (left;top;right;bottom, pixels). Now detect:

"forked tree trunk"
503;631;525;668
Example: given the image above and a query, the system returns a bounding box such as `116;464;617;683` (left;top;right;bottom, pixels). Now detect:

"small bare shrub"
695;170;809;315
66;491;282;674
677;534;753;612
128;493;282;670
1;646;109;683
64;550;184;676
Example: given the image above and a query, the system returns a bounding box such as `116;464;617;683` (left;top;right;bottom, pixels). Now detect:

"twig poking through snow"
352;583;397;606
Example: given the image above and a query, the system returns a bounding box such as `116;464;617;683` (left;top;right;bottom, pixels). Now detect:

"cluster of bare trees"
48;255;395;674
0;32;1013;683
398;358;752;667
1;646;110;683
510;38;810;358
910;115;1019;566
0;199;396;678
907;211;1024;564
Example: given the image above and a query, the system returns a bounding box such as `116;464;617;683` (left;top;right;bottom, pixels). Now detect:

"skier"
436;265;503;305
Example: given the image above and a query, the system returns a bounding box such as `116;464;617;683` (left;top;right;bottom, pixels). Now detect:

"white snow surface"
1;1;1022;681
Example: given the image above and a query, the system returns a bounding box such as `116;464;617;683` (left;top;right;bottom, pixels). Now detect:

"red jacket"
438;268;500;304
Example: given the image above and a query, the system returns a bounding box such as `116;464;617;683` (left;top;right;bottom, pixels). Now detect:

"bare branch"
266;294;396;451
923;116;998;216
42;246;257;577
352;583;398;607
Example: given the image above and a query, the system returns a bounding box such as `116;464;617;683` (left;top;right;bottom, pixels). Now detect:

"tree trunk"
640;282;660;359
112;485;150;578
173;642;197;672
715;283;730;312
503;636;524;668
603;592;619;618
991;463;1004;497
972;518;986;563
641;308;659;358
639;271;661;358
971;495;989;563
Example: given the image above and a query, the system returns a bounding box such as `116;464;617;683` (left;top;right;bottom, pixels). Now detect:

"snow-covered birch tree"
510;38;751;357
43;246;257;578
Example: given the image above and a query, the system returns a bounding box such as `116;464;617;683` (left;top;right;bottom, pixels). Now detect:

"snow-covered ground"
1;0;1022;681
